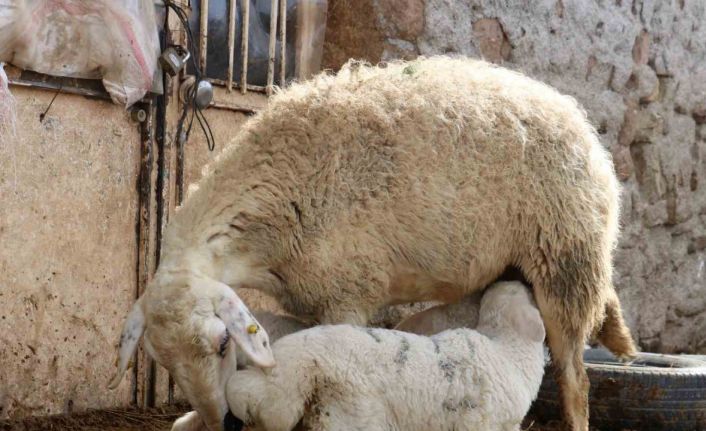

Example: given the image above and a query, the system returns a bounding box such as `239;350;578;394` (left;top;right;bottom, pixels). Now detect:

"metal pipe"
199;0;209;74
279;0;286;86
240;0;250;94
266;0;279;95
227;0;237;91
8;79;109;99
209;100;260;114
208;77;267;92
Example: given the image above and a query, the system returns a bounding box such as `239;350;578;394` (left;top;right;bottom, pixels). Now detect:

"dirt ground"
0;405;187;431
0;408;582;431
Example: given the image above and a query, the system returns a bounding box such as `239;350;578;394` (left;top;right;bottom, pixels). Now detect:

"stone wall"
323;0;706;353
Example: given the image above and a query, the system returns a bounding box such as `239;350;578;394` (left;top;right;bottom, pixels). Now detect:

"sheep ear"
108;296;146;389
215;288;276;368
511;305;546;343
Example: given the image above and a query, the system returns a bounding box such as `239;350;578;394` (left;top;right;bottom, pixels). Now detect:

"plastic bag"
0;0;160;106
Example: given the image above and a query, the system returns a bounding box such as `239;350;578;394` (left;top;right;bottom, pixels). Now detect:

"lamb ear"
108;296;146;389
511;305;546;343
214;286;276;368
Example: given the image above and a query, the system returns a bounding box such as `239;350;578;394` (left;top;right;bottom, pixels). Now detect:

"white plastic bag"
0;0;160;106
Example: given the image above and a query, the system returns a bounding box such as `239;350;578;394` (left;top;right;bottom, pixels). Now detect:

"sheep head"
478;281;545;343
108;270;274;431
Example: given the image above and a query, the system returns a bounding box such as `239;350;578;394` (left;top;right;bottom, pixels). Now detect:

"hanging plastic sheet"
0;0;160;106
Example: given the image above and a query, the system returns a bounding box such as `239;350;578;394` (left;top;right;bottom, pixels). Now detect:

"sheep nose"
223;410;244;431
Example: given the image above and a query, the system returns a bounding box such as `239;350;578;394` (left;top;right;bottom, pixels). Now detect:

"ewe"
227;281;546;431
111;56;636;431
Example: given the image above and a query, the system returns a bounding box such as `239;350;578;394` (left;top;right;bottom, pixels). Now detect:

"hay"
0;406;593;431
0;404;190;431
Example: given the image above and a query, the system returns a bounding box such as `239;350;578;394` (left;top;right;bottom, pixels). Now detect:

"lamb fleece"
226;281;546;431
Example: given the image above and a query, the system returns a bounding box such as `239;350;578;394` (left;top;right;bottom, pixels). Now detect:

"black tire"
530;348;706;431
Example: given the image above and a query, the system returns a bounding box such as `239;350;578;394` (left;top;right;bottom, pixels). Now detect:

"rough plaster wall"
0;88;140;418
322;0;706;352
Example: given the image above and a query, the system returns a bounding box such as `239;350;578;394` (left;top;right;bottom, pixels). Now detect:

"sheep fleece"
176;55;621;338
161;56;636;431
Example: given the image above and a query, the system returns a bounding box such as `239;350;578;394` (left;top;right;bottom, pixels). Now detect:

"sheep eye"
218;331;229;358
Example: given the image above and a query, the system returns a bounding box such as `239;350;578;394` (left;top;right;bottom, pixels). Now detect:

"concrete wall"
323;0;706;353
0;87;141;418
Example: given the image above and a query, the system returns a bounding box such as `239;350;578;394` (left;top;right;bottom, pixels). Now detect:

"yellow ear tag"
247;324;259;334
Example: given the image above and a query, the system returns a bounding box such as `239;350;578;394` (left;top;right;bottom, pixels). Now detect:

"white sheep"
226;281;546;431
110;56;636;431
172;310;309;431
172;297;479;430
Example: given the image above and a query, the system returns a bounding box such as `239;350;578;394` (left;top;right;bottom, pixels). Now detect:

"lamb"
172;310;310;431
226;281;546;431
173;294;481;431
110;56;636;431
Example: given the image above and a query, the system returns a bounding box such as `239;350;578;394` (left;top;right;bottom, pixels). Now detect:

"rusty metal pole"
279;0;286;86
227;0;237;91
266;0;278;95
240;0;250;94
199;0;209;75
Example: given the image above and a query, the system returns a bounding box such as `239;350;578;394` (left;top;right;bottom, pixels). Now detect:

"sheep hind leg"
541;314;590;431
524;255;600;431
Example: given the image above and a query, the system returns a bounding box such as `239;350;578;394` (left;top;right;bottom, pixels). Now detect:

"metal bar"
154;13;171;406
199;0;209;74
176;134;185;204
135;100;154;407
240;0;250;94
279;0;286;86
266;0;278;95
143;100;161;409
8;78;110;99
209;100;260;114
207;77;267;92
227;0;237;91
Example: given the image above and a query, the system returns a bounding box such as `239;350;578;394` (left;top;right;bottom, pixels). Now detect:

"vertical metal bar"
134;101;153;406
227;0;237;91
135;99;155;408
240;0;250;94
278;0;286;86
152;14;171;405
266;0;278;95
199;0;209;74
144;100;161;409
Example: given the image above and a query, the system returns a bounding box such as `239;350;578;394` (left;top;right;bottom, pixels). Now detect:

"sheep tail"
594;290;637;360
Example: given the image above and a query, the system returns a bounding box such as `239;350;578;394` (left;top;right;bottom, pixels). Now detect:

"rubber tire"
530;348;706;431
